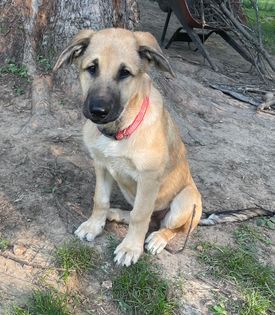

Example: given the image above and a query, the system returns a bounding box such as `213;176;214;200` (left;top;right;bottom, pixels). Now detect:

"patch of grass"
198;242;274;295
0;61;29;79
42;185;57;194
55;239;99;280
243;7;275;53
10;289;70;315
10;306;31;315
210;302;227;315
197;242;275;314
37;55;52;72
240;289;271;315
59;100;65;107
112;255;176;315
0;238;10;251
234;224;272;252
256;216;275;230
13;85;25;96
106;234;120;255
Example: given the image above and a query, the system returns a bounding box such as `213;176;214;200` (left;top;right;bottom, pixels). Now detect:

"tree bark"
0;0;140;89
0;0;139;133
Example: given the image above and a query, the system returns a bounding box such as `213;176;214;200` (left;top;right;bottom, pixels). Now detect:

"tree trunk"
0;0;139;86
0;0;139;132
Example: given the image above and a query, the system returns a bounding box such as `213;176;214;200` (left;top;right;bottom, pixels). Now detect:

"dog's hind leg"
107;208;130;224
145;184;202;254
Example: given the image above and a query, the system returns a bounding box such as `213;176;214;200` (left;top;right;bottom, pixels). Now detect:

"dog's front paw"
74;218;105;241
114;239;143;266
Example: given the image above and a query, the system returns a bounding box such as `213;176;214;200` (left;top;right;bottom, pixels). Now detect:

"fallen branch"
220;2;275;73
257;109;275;116
0;251;75;272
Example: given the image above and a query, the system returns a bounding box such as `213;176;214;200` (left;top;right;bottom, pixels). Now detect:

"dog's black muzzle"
83;91;122;124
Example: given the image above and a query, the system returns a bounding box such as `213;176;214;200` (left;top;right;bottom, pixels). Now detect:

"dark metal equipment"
158;0;253;71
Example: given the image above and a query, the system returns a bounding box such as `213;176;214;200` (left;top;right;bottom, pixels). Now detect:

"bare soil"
0;1;274;314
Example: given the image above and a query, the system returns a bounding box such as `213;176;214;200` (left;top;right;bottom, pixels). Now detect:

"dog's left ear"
134;31;175;78
53;29;95;72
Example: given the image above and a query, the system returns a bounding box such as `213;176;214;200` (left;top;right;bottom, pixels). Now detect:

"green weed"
243;7;275;53
55;239;99;280
234;224;272;252
10;306;31;315
210;302;227;315
37;55;52;72
256;216;275;230
0;238;10;251
240;289;271;315
13;85;25;96
112;255;176;315
10;289;70;315
0;61;29;79
106;234;120;255
197;242;275;314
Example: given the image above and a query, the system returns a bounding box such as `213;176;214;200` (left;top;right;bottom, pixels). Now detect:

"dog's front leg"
75;162;113;241
114;173;160;266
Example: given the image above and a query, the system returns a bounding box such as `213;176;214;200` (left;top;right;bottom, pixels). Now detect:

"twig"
0;251;75;272
170;55;201;65
257;109;275;116
166;204;196;254
220;2;275;72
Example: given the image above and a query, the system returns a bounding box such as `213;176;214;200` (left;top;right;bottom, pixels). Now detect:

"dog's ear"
134;31;175;77
53;29;95;72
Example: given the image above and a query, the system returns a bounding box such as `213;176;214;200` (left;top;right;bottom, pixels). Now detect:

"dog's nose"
83;91;122;124
90;105;109;118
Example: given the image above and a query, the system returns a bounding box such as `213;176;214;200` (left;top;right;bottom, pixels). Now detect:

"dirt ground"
0;1;274;314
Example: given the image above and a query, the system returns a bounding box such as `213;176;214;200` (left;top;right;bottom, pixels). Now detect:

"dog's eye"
87;65;97;76
118;68;131;80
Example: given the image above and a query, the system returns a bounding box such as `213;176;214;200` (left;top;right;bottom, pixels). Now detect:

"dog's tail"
199;206;274;226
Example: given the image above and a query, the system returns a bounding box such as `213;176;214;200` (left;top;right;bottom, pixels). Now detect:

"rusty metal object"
158;0;252;71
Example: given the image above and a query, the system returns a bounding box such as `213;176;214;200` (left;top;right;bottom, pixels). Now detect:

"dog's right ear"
53;29;95;72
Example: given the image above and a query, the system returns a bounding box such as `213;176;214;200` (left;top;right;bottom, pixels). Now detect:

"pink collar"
115;96;150;140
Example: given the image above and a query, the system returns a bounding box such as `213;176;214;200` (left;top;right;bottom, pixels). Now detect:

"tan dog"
54;28;202;266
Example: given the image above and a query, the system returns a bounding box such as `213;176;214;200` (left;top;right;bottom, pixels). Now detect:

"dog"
53;28;202;266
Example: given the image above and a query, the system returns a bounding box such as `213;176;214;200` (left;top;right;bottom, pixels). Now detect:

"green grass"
240;289;271;315
37;55;52;72
106;234;120;255
10;306;30;315
0;238;10;251
210;302;227;315
13;85;25;95
243;6;275;53
256;216;275;230
10;289;70;315
112;255;176;315
55;239;99;280
197;241;275;314
234;224;272;252
243;0;275;11
0;61;29;79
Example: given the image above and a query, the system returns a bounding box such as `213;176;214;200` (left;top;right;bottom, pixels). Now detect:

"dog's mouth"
96;115;123;138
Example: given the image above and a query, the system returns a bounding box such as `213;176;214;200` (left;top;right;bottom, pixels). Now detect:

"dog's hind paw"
145;231;168;255
74;218;104;241
114;240;143;266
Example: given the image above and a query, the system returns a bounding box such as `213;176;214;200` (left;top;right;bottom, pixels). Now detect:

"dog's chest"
86;136;139;180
